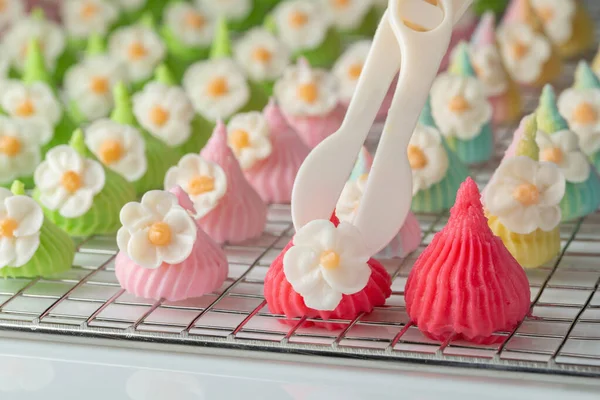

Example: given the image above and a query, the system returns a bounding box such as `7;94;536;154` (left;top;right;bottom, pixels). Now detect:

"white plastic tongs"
291;0;473;256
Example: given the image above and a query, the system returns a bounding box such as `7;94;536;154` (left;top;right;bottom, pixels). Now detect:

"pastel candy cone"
198;122;267;244
22;38;76;152
487;114;562;268
33;130;136;237
406;178;530;344
263;214;392;330
439;7;478;71
500;0;562;87
242;100;310;203
471;12;522;125
0;181;75;278
284;105;346;149
376;211;422;259
412;97;470;213
537;85;600;221
115;187;229;302
445;43;494;164
111;82;181;195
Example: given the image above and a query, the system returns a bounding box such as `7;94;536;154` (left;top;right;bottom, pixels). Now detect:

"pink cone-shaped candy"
264;214;392;330
440;7;478;71
405;178;530;344
376;212;422;259
199;122;267;243
502;115;528;161
284;105;346;148
115;187;229;302
243;100;310;203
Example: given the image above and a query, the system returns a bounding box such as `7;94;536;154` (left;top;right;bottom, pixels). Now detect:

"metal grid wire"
2;2;600;379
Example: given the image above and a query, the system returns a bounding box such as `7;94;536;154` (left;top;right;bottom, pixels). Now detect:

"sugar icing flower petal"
536;205;562;232
61;0;119;39
301;279;343;311
140;191;179;220
59;189;95;218
272;0;330;52
0;238;17;268
234;28;290;82
292;219;335;249
120;202;155;231
4;196;43;237
108;26;166;83
13;235;40;267
127;228;160;268
282;245;320;290
321;259;371;295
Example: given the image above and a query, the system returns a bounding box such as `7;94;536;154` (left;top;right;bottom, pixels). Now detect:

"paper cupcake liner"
446;123;494;165
36;168;136;237
487;214;561;269
490;79;522;126
0;219;75;278
591;152;600;175
560;172;600;222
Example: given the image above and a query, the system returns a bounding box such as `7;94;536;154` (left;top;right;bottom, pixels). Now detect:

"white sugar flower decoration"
0;188;44;269
333;40;371;103
273;0;331;51
109;0;146;12
558;88;600;155
430;73;492;140
274;60;339;117
183;58;250;122
483;156;565;235
64;55;128;121
108;25;166;83
84;119;147;182
317;0;373;30
34;146;106;218
117;190;198;269
335;175;368;223
408;124;449;195
497;23;551;85
133;82;194;147
0;0;24;32
164;154;227;218
195;0;252;21
165;2;214;47
1;81;61;141
2;16;66;73
234;28;291;82
470;44;508;96
530;0;576;45
0;117;44;185
226;112;272;170
283;219;371;311
61;0;119;39
535;130;591;183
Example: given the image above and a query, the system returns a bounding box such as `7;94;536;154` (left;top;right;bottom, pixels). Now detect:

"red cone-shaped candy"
405;178;530;344
264;214;392;330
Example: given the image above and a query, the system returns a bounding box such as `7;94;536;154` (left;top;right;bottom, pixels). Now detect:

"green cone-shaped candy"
573;61;600;90
20;38;76;152
0;181;75;278
33;130;136;236
111;82;180;194
160;1;211;81
536;85;570;134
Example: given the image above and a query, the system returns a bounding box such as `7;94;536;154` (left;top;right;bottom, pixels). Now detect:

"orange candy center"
99;139;124;165
347;63;363;80
541;147;564;165
511;42;529;60
513;183;540;206
90;76;109;94
297;82;319;104
320;250;340;270
0;136;21;157
148;222;172;246
289;11;308;28
188;175;215;195
448;95;470;114
0;218;18;238
332;0;350;8
61;171;82;194
128;41;147;60
15;99;35;117
185;12;206;29
252;47;272;63
229;129;250;151
573;102;598;124
408;145;427;170
81;2;99;19
206;77;229;97
149;105;170;127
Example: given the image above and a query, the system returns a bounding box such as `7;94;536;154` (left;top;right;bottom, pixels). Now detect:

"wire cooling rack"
2;2;600;380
